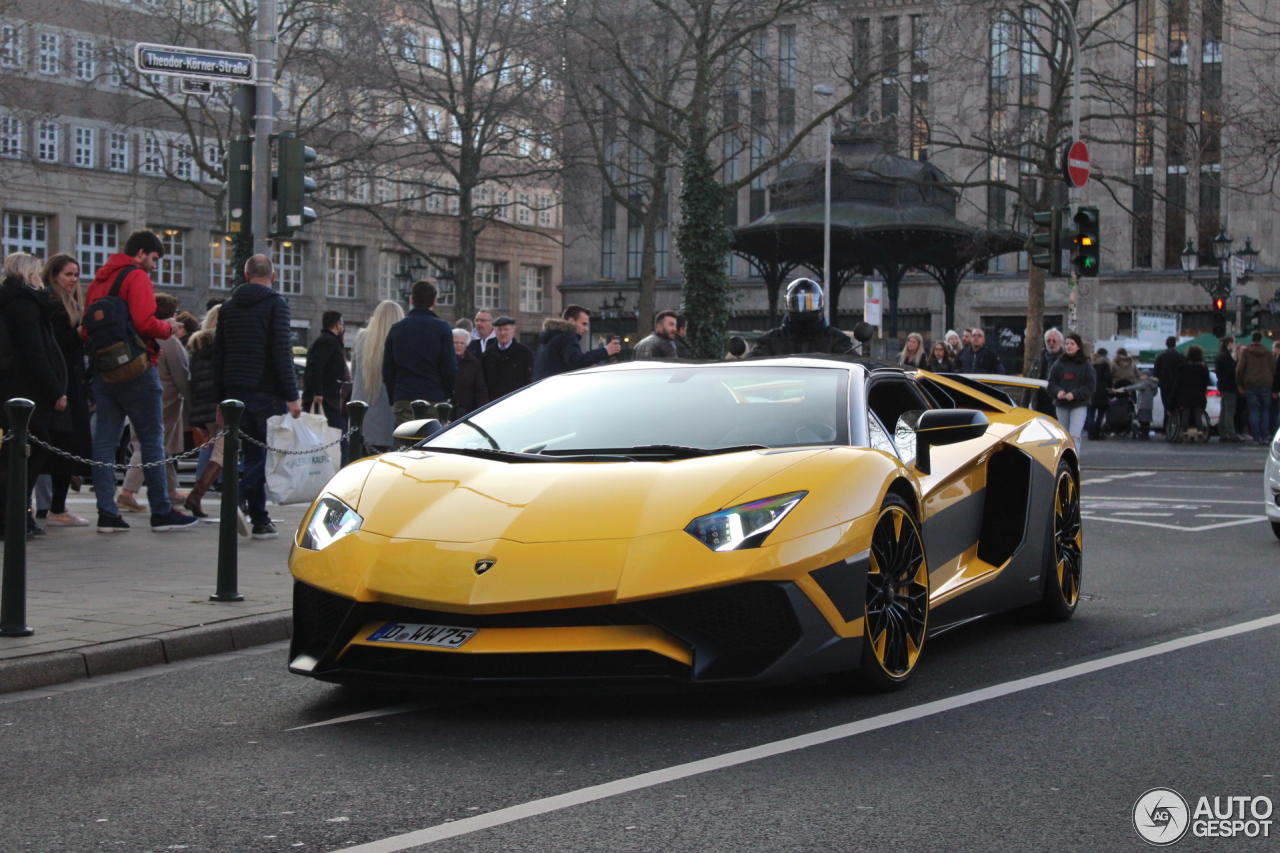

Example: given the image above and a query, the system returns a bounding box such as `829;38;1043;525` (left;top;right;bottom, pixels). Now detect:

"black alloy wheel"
860;493;929;690
1038;461;1082;621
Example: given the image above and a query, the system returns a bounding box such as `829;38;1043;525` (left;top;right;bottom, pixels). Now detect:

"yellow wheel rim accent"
1053;471;1083;607
864;505;929;677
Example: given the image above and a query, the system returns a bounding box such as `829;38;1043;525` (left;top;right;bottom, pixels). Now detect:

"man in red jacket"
83;230;199;533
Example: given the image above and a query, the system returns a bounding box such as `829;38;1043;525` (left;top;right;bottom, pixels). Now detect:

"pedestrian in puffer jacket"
1047;333;1095;447
531;306;619;381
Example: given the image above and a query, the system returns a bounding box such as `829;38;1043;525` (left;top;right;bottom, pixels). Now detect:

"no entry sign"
1062;140;1090;188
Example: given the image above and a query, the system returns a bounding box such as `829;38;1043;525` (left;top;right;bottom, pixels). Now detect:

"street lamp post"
813;85;834;327
1181;228;1263;334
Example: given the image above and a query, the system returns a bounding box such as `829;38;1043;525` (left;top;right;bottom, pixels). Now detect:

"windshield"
423;365;849;454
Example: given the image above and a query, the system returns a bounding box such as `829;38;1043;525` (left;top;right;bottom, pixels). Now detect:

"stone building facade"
561;0;1280;363
0;0;562;347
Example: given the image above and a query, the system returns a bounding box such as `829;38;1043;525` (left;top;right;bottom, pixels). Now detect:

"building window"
626;215;642;279
151;229;185;287
275;240;304;295
519;265;545;314
600;197;616;279
433;256;456;306
73;126;94;168
0;115;21;158
378;250;410;303
777;25;796;151
38;32;59;75
37;121;59;163
1;25;22;68
880;16;900;151
517;192;531;224
326;245;358;298
109;132;129;172
174;145;194;181
910;15;930;161
537;196;553;227
209;235;234;290
141;136;163;175
76;220;117;274
475;260;502;310
3;214;48;258
654;226;669;278
74;38;94;81
495;189;510;220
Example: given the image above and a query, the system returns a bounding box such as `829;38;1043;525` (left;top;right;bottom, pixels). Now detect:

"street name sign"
1062;140;1090;188
134;43;255;82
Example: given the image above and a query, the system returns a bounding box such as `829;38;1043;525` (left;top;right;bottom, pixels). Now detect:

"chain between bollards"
1;398;35;636
212;400;245;602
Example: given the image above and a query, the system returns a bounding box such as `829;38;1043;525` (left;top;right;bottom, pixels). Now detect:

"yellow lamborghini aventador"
288;357;1082;691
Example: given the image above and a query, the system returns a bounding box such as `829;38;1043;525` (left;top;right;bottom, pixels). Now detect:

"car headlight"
300;496;363;551
685;492;806;552
1272;430;1280;461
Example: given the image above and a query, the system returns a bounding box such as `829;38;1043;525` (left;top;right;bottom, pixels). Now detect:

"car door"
867;375;1001;611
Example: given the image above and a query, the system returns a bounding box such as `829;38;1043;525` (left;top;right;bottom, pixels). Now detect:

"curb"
0;612;292;695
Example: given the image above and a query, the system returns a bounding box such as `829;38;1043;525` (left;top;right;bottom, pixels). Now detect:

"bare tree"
563;0;873;343
923;0;1255;370
334;0;565;319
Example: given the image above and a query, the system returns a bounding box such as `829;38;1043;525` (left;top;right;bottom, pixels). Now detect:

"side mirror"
727;335;748;358
392;418;443;449
914;409;988;474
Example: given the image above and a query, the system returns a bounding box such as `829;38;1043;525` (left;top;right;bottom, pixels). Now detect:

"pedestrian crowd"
4;260;1277;543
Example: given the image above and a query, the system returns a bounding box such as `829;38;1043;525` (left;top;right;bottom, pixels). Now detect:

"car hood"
353;447;832;543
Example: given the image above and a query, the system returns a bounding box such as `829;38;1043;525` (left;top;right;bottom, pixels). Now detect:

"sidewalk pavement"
0;494;310;694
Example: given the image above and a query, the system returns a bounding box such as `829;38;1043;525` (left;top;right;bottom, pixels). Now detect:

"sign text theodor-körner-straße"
134;43;255;82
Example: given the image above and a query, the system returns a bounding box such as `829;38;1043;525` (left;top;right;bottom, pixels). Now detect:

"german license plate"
366;622;477;649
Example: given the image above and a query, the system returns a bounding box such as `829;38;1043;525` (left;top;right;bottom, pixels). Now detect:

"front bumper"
1265;452;1280;522
289;577;862;690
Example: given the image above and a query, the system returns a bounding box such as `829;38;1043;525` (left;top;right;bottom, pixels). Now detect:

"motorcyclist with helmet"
748;278;854;357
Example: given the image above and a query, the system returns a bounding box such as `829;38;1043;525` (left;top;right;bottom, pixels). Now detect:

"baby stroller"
1102;392;1136;438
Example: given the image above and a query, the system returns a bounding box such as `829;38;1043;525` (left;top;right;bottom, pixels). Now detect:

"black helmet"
783;278;825;332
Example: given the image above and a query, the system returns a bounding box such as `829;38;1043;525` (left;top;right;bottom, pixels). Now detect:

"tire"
1037;460;1083;621
1164;410;1180;443
1194;411;1211;443
858;492;930;691
1272;521;1280;541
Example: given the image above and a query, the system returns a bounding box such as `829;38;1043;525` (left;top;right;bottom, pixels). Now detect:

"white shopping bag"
264;408;341;505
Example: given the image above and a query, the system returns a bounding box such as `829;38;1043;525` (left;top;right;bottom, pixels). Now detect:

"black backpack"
83;266;150;384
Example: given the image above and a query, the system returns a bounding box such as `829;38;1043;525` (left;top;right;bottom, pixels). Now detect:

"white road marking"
1080;515;1267;532
287;699;454;731
1111;512;1174;517
1086;496;1266;505
1080;471;1157;485
324;613;1280;853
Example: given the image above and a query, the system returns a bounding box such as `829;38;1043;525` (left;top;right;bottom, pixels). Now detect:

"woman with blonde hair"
0;253;68;538
898;332;926;368
351;300;406;452
37;254;92;526
183;305;223;517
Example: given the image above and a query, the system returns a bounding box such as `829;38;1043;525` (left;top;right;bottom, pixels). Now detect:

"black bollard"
212;400;245;602
346;400;368;461
411;399;431;421
1;399;34;636
436;402;453;424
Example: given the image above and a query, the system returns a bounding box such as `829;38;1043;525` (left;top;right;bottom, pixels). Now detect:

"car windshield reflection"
422;365;849;455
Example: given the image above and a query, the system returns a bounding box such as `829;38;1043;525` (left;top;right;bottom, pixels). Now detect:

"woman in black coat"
183;305;222;517
450;329;489;419
926;340;953;373
38;254;92;526
0;253;68;539
1172;345;1211;440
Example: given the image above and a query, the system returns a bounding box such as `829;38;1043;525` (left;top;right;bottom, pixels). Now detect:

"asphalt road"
2;447;1278;852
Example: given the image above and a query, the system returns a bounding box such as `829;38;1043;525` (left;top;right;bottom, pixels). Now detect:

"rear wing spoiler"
914;371;1047;411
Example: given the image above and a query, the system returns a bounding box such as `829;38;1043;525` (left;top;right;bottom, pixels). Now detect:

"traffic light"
1212;298;1227;337
273;133;318;237
1031;207;1063;275
1242;296;1268;334
225;137;252;236
1072;206;1100;277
